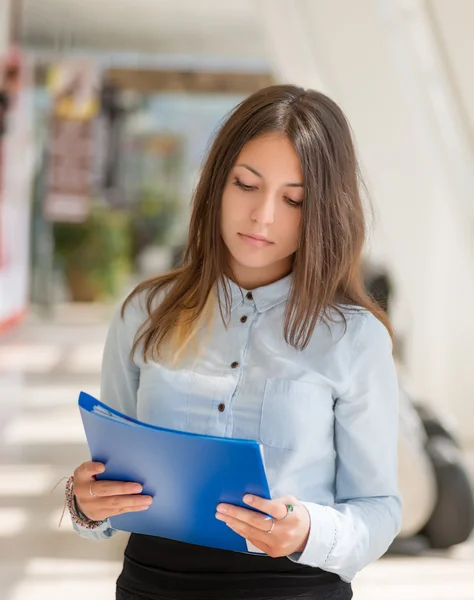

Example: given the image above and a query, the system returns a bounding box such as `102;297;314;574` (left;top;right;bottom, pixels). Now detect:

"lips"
238;233;274;247
240;233;271;242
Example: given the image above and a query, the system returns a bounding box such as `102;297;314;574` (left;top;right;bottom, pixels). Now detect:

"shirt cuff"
288;502;338;568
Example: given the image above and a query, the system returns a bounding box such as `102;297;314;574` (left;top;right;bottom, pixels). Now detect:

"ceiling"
21;0;269;69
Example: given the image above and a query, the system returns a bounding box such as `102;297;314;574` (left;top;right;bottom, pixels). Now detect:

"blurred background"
0;0;473;598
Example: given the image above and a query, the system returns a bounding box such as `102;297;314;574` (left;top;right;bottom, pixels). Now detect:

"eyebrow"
235;163;304;188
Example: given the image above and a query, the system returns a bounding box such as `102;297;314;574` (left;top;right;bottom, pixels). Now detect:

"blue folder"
78;391;271;553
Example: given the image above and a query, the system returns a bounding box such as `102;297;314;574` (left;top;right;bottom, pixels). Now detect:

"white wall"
260;0;474;445
429;0;474;149
0;1;10;51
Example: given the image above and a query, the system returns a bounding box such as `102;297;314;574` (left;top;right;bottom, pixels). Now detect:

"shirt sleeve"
289;311;402;582
72;296;143;541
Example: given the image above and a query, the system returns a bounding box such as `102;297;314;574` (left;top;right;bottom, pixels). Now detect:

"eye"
233;178;257;192
285;197;303;208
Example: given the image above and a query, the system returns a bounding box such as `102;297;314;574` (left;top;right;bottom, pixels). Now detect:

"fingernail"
132;484;143;493
216;505;227;514
244;495;254;504
96;465;105;473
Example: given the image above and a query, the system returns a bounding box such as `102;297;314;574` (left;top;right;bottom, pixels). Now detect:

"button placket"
239;291;253;327
222;295;254;434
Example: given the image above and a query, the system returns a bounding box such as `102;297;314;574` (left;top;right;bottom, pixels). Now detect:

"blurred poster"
44;60;100;222
0;49;19;269
0;48;34;332
99;82;128;207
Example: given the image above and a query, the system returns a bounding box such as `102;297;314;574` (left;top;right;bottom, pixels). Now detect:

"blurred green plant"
130;186;180;262
53;202;131;302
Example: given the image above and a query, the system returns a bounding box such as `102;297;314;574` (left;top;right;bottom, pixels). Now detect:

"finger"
230;511;273;534
80;494;153;521
224;516;275;549
94;502;153;520
216;504;272;532
75;461;105;482
226;520;289;559
101;494;153;510
243;494;298;520
89;480;144;498
227;520;271;554
218;512;273;536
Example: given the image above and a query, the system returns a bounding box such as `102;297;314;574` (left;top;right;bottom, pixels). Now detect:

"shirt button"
246;292;253;300
218;403;226;413
240;315;248;323
231;361;239;369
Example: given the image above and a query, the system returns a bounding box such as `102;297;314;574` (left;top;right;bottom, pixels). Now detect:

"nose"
250;193;276;225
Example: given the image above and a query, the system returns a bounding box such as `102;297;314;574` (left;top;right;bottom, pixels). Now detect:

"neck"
227;262;292;290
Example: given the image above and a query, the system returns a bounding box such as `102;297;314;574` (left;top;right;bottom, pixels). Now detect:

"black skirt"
117;586;352;600
116;534;353;600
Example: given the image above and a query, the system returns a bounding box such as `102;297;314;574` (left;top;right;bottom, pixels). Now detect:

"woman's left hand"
216;494;310;558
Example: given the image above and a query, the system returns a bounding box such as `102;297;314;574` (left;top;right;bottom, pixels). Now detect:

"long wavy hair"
123;84;392;364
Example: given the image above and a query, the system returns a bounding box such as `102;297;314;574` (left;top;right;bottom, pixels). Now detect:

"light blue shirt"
73;274;401;583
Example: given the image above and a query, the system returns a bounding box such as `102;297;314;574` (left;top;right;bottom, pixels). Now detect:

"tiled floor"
0;305;473;600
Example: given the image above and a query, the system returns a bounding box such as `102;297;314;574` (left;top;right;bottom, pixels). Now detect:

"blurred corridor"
0;307;473;600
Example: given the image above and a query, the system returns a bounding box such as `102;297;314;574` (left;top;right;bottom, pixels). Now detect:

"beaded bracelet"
64;475;106;529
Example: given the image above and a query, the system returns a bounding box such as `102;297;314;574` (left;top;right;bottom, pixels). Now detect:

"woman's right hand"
73;461;153;521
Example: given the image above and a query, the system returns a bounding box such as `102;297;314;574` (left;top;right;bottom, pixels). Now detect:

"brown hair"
123;84;392;363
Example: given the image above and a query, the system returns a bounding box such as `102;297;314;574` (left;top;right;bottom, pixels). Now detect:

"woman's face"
220;132;304;289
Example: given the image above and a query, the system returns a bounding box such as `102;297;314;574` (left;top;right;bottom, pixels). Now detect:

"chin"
225;240;293;274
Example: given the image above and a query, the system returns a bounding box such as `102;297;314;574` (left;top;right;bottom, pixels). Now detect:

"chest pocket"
138;362;230;434
259;378;334;451
138;363;193;431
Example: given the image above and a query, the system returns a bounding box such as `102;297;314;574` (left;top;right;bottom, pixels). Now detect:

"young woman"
68;84;401;600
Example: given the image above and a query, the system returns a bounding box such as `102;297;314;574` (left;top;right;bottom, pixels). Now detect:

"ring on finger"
89;483;97;497
279;503;295;521
265;518;275;534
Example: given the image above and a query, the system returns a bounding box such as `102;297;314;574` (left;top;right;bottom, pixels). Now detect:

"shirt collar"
225;273;292;313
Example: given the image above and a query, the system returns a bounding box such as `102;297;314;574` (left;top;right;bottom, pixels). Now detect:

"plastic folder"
78;391;271;553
